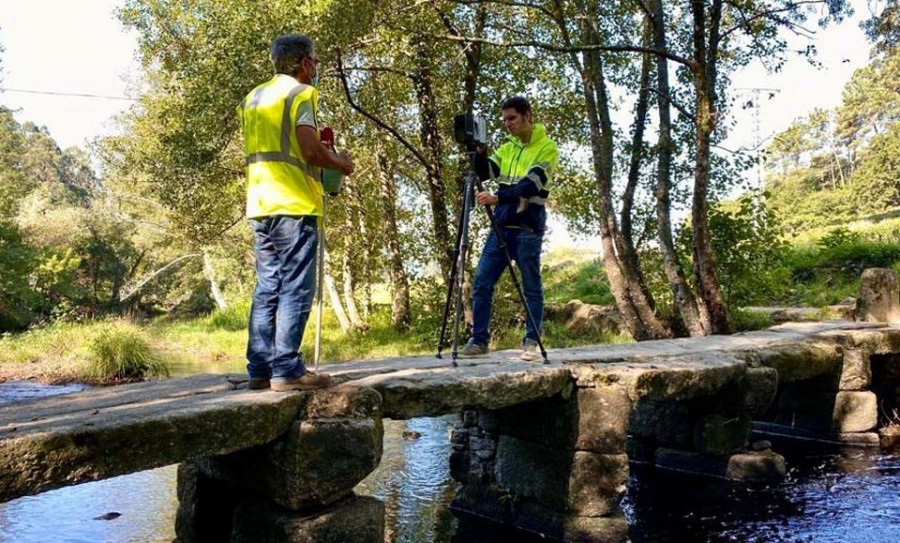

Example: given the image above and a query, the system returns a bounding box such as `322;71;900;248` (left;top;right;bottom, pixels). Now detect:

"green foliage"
680;192;791;307
0;221;35;330
731;308;774;332
30;248;82;319
766;48;900;230
543;257;614;305
81;322;169;382
816;227;861;249
206;300;251;332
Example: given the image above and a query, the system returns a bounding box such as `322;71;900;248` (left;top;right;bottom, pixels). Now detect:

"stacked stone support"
448;361;786;542
174;386;385;543
751;337;892;447
449;383;630;543
622;363;786;482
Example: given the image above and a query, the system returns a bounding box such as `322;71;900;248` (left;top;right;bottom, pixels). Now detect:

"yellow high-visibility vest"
238;74;324;219
488;123;558;204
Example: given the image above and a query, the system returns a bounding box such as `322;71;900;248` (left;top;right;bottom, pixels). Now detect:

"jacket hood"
506;123;548;147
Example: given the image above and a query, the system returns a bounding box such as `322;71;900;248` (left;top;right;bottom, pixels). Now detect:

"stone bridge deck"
1;320;898;506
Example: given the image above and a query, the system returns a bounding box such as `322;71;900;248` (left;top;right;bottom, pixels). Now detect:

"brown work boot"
271;371;333;391
248;378;270;390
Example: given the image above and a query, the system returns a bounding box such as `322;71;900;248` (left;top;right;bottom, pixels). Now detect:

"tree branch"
335;49;430;170
388;27;695;67
645;87;696;122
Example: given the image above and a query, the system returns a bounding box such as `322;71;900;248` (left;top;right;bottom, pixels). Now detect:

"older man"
238;34;354;391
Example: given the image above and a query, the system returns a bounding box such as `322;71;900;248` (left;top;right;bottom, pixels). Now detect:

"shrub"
206;300;251;331
731;308;774;332
81;322;169;381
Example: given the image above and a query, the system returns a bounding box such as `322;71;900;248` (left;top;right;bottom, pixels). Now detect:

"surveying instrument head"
453;113;487;153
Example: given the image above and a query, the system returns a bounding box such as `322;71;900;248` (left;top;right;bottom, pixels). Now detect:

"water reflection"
0;467;177;543
356;417;458;543
625;447;900;543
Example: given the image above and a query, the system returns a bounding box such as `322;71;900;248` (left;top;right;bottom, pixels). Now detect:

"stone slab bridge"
2;319;900;543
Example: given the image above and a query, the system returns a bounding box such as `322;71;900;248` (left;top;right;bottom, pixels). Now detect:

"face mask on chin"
307;58;319;88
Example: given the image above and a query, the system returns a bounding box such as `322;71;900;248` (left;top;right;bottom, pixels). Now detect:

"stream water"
1;372;899;542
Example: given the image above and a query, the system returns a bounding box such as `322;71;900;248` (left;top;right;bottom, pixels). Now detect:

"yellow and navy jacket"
237;74;324;219
475;123;558;233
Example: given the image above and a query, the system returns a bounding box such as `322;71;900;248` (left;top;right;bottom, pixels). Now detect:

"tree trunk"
413;41;453;282
580;13;670;340
690;0;733;334
203;252;228;311
549;0;652;340
651;0;708;336
376;154;412;329
617;14;655;309
324;269;351;334
120;254;201;303
341;241;367;331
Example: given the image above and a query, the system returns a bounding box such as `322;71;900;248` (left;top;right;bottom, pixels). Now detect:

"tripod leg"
450;176;475;367
436;200;468;358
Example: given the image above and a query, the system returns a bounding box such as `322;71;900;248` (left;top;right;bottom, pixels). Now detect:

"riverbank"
0;308;628;385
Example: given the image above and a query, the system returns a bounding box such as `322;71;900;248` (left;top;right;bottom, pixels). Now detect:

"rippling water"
1;380;899;542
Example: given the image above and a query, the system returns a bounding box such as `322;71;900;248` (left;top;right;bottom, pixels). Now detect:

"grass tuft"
205;300;251;332
81;322;169;382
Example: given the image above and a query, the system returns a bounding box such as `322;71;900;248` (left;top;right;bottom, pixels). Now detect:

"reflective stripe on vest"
240;75;324;218
242;83;317;178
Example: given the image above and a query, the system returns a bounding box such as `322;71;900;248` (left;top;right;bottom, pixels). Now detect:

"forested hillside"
766;47;900;232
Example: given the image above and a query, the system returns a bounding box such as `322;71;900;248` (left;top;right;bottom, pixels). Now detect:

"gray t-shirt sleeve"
295;99;316;128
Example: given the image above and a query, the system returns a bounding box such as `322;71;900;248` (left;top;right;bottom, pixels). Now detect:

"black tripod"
436;152;549;367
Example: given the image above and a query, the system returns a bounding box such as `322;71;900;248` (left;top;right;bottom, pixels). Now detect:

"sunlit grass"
81;322;169;382
0;300;632;383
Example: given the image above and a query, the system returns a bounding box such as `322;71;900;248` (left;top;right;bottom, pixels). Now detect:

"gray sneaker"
459;339;489;357
520;339;541;361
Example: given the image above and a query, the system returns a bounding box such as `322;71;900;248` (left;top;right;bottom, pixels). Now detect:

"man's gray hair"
271;34;314;76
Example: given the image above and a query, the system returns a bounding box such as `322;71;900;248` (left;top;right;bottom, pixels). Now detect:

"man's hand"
337;150;355;176
476;191;498;206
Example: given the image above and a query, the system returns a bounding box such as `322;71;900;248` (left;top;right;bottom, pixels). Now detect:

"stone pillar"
856;268;900;324
175;386;385;543
629;375;786;482
450;384;630;543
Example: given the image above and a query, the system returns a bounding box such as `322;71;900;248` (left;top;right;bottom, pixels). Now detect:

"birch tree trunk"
203;252;228;311
341;237;367;331
651;0;708;336
376;154;411;328
337;196;367;331
325;270;351;334
690;0;733;334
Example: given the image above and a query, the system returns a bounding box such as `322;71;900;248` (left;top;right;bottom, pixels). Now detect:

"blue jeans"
471;229;544;346
246;215;318;381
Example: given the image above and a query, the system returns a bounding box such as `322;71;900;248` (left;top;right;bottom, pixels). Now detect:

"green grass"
0;298;633;382
778;239;900;306
543;256;614;305
0;320;170;383
731;308;774;332
0;321;87;366
81;322;170;382
14;225;900;383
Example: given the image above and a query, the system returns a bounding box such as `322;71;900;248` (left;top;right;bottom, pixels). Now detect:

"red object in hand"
320;126;335;150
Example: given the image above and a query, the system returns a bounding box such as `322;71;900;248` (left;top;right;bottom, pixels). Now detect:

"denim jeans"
246;215;318;381
471;229;544;345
